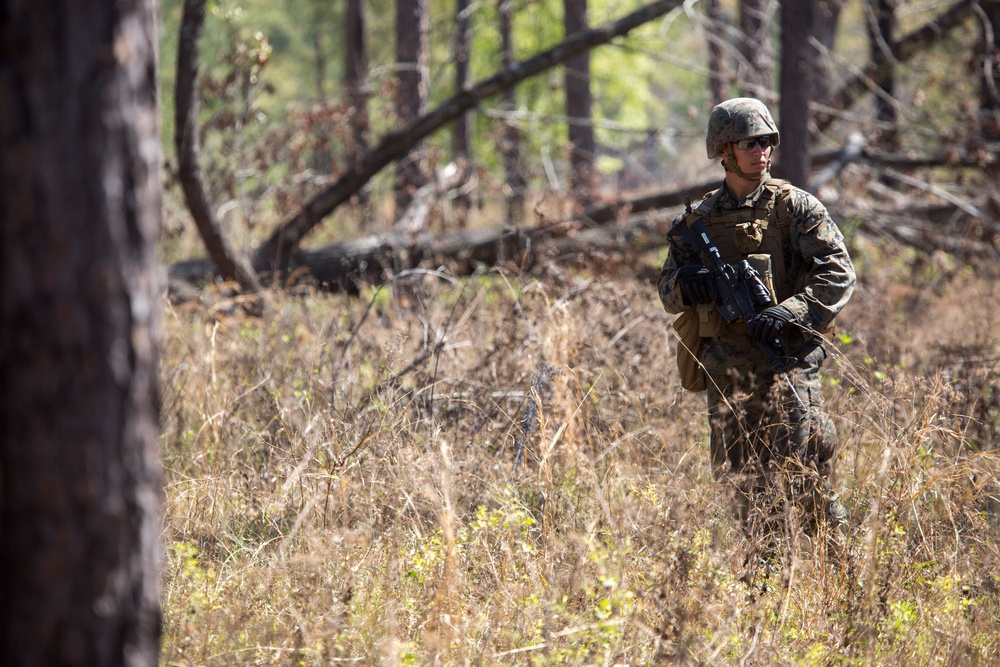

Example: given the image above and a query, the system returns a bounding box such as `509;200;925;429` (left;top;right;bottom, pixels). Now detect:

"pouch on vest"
673;309;707;392
746;253;777;305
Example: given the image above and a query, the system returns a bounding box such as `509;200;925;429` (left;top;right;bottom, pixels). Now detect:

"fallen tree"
250;0;688;273
167;140;998;301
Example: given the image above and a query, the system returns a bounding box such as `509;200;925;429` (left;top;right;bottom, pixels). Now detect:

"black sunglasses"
733;136;775;150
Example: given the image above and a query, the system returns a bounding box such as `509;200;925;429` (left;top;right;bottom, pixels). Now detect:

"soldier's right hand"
676;264;716;306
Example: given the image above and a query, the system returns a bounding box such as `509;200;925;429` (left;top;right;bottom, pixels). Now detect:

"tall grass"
159;256;1000;666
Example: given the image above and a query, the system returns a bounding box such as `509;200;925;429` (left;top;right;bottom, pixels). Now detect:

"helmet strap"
721;146;767;182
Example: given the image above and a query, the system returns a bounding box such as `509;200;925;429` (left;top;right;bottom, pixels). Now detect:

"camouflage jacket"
657;174;856;336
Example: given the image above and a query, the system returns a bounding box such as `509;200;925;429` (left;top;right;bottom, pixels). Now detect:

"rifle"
674;196;806;410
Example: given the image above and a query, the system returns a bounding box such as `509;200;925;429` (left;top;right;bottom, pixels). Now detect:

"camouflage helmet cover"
705;97;780;158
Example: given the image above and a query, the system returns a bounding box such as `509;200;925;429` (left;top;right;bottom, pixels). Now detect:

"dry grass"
159;247;1000;666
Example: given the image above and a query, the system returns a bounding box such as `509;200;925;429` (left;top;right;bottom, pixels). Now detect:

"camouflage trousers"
701;335;842;538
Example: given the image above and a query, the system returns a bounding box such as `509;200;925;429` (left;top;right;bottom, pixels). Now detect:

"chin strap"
721;148;770;181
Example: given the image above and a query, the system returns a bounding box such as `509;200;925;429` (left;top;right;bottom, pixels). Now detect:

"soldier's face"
727;137;771;176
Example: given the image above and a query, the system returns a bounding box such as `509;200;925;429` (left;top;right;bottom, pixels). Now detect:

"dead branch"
814;0;976;134
250;0;686;273
167;177;703;296
812;132;865;191
394;161;473;234
167;145;998;301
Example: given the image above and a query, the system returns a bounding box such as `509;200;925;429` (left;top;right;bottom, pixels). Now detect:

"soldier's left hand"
747;305;795;344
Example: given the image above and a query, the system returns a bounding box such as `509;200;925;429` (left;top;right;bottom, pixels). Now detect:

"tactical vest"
680;178;803;342
686;178;798;304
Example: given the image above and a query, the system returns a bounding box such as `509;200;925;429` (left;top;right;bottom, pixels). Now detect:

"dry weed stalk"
159;258;1000;665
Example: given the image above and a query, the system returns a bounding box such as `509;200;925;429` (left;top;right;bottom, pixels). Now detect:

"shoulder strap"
763;178;794;229
689;188;722;223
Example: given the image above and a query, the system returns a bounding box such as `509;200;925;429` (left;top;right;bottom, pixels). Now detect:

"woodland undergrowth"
159;238;1000;666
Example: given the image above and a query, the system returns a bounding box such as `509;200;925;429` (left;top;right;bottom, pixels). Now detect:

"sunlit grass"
159;251;1000;665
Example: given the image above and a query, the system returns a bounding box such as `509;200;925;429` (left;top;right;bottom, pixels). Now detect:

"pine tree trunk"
0;1;163;664
810;0;844;106
738;0;774;100
705;0;727;106
452;0;474;223
498;0;526;223
776;0;814;189
395;0;430;215
564;0;595;208
869;0;898;150
978;0;1000;141
345;0;372;220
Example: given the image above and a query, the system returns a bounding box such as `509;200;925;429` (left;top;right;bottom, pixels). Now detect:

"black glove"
676;264;716;306
747;305;796;344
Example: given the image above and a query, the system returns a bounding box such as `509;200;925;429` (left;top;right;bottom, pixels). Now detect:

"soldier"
657;98;856;543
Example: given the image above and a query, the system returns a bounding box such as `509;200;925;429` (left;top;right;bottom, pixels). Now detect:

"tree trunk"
0;0;163;664
705;0;727;106
345;0;372;220
395;0;430;215
738;0;774;101
176;0;266;301
978;0;1000;142
308;0;334;174
498;0;526;224
452;0;474;223
810;0;844;106
344;0;372;223
868;0;898;150
564;0;595;209
776;0;814;189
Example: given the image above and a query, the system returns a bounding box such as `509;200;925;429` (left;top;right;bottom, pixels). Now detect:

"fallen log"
167;146;997;300
167;176;708;298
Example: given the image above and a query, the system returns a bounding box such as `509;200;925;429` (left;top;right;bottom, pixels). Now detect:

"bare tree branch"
394;161;473;234
815;0;977;134
169;175;714;295
251;0;685;273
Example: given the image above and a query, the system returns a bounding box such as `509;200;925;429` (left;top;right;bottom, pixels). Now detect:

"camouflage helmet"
705;97;780;158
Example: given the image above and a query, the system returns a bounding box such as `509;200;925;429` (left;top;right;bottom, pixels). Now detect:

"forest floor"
158;223;1000;665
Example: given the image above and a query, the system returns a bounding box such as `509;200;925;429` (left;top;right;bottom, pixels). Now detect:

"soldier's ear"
717;145;729;160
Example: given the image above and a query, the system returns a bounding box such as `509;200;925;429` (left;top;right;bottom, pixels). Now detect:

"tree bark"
0;0;163;664
252;0;686;271
453;0;473;161
977;0;1000;141
737;0;774;100
868;0;899;150
176;0;266;302
498;0;526;224
564;0;596;208
776;0;814;189
810;0;844;106
452;0;474;221
307;0;334;174
705;0;727;106
345;0;372;219
395;0;431;214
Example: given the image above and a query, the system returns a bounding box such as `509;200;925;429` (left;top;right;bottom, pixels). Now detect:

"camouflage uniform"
657;99;856;536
